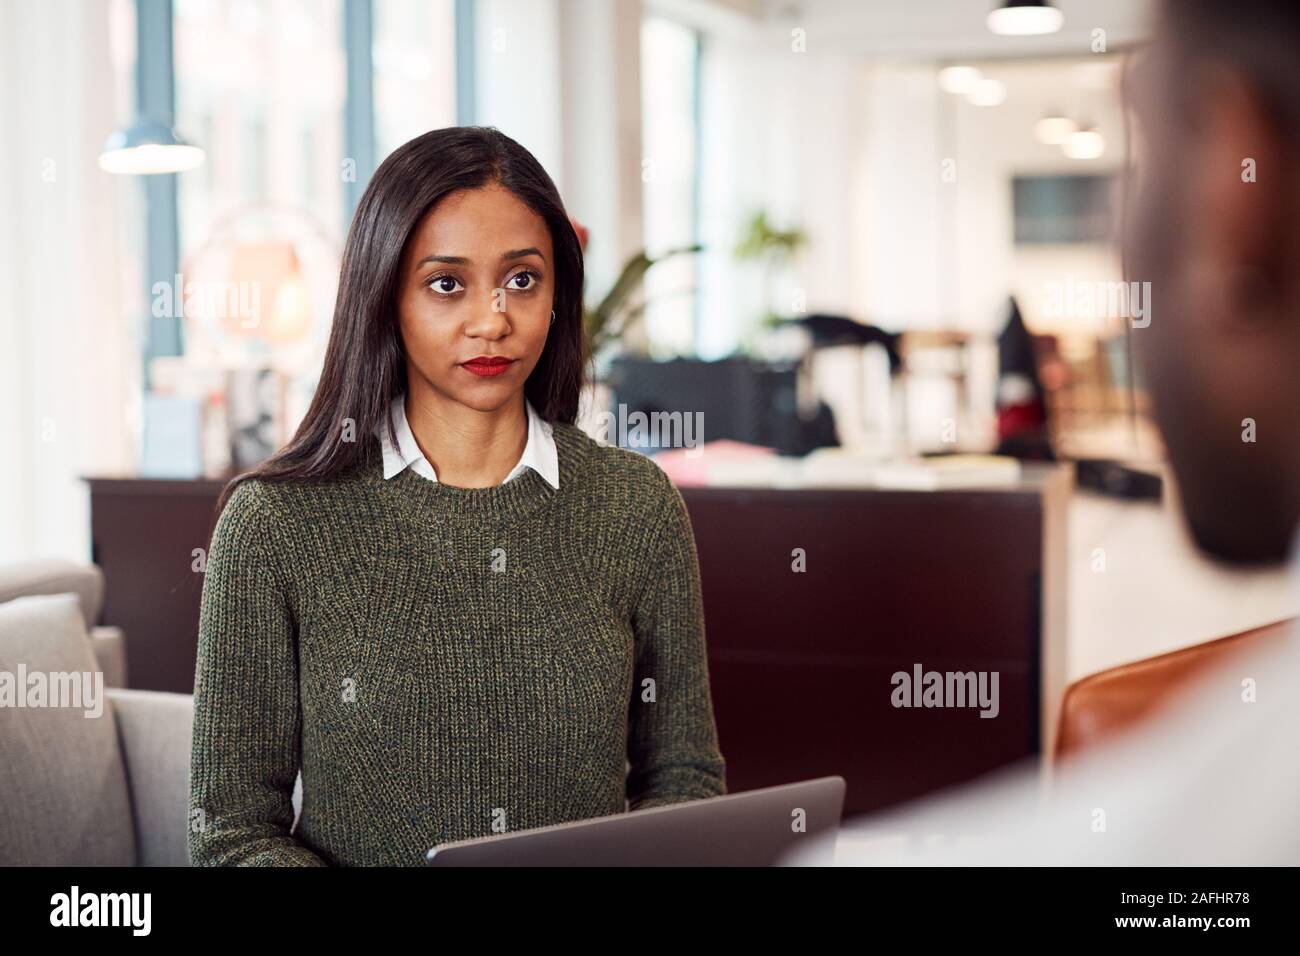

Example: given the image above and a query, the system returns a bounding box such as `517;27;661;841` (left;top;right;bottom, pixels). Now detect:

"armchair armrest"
109;689;306;865
91;625;127;689
108;688;194;866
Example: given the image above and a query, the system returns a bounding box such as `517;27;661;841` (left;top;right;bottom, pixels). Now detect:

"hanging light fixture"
1034;111;1077;145
98;118;205;175
968;78;1007;107
939;65;983;94
987;0;1064;36
1063;125;1105;159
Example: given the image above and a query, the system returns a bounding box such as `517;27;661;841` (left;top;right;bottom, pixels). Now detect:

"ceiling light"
968;78;1007;107
1034;113;1077;145
939;65;983;94
1063;127;1105;159
987;1;1063;36
98;118;205;175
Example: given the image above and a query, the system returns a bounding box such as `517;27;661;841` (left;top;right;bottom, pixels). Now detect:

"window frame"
135;0;470;381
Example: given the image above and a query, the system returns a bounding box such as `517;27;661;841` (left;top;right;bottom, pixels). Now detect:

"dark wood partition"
681;467;1069;816
87;465;1069;816
85;477;227;695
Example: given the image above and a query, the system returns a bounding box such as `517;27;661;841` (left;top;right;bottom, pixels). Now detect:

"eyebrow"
415;247;546;268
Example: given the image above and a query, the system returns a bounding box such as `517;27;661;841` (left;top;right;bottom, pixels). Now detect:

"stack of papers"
651;440;1024;490
867;455;1023;490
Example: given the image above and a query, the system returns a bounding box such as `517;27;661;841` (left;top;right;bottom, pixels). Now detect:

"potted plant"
571;217;701;361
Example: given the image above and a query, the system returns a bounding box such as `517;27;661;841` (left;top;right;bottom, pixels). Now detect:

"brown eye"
509;271;537;290
428;275;463;295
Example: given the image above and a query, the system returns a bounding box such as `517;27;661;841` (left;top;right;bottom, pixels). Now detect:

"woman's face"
396;182;555;414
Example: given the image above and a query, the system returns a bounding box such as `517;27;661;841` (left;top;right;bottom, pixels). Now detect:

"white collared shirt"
376;393;560;490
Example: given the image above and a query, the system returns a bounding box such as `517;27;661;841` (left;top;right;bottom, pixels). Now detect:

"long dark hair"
215;126;587;515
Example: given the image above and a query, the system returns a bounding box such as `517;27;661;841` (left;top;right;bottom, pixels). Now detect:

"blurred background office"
3;0;1155;550
4;0;1297;835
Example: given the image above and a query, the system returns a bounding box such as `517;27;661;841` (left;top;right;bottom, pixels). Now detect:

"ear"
1188;67;1293;323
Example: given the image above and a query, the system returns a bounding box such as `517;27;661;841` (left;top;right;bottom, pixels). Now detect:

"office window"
373;0;457;161
173;0;348;262
640;15;701;357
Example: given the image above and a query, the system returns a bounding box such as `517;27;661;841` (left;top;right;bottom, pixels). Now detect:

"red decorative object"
569;216;589;252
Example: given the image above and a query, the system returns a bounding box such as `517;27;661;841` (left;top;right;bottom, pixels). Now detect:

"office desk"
680;466;1070;817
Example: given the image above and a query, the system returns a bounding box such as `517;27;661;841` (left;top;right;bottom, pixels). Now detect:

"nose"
463;290;512;341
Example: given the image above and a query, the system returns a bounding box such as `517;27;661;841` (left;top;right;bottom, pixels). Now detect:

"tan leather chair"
1055;618;1294;761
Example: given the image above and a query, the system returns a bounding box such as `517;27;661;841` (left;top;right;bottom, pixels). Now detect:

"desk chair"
1055;617;1294;760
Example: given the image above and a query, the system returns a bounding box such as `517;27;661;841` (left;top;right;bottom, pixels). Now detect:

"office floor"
1067;478;1298;681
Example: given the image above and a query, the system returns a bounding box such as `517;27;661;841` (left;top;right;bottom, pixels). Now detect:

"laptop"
425;776;845;867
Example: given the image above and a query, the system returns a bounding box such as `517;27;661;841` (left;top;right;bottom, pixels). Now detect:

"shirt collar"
377;393;559;490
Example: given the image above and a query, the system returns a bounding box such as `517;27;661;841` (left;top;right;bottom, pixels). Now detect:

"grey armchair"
0;558;128;689
0;559;306;866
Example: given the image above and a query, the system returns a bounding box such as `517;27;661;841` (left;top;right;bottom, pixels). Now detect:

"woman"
188;126;726;866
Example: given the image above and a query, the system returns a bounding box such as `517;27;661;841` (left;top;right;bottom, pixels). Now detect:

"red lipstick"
460;355;517;377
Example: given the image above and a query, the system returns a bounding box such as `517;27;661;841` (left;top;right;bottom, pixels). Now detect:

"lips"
460;356;517;378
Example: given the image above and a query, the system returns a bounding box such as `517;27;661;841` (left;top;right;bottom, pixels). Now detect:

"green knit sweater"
188;422;727;866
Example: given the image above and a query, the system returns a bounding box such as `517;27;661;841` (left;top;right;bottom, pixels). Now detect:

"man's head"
1123;0;1300;564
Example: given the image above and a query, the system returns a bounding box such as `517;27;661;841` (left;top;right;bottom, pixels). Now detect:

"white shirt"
782;539;1300;866
376;393;560;490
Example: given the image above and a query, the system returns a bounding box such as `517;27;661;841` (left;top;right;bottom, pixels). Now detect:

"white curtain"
0;0;137;565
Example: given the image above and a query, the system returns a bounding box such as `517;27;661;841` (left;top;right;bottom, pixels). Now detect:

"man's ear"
1190;66;1292;323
